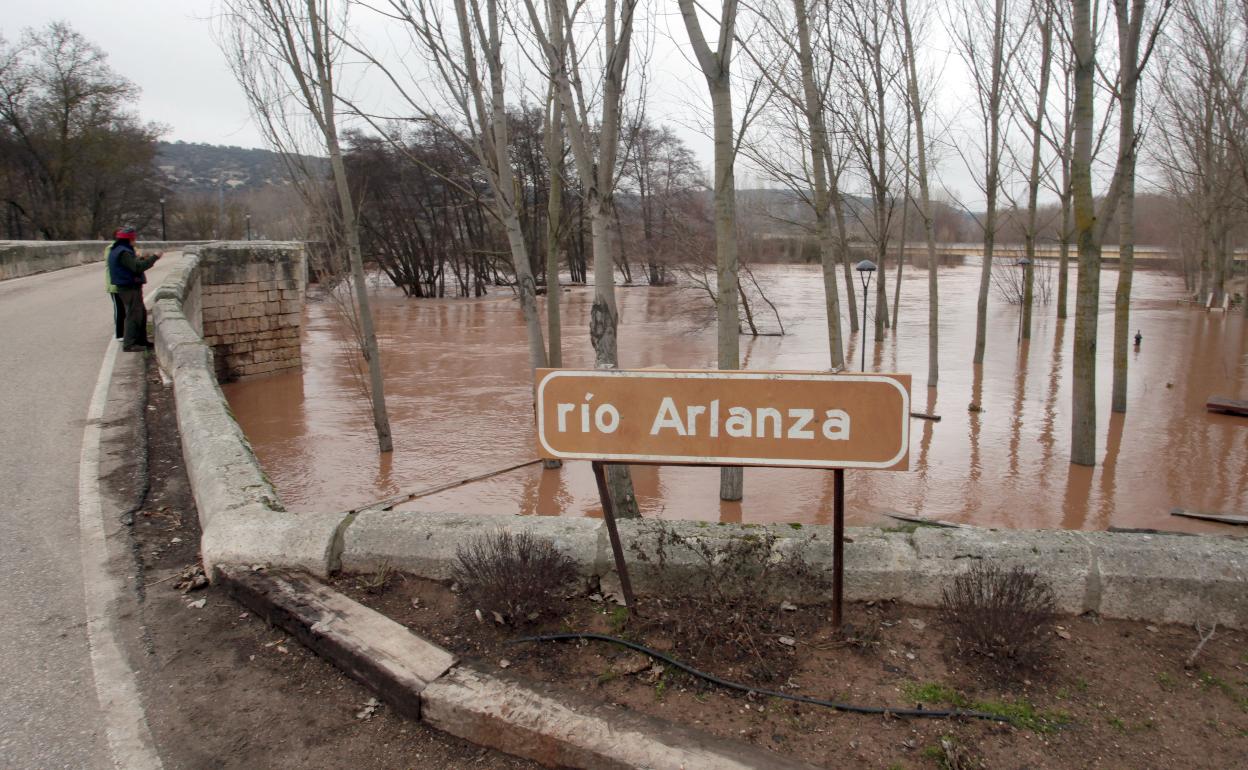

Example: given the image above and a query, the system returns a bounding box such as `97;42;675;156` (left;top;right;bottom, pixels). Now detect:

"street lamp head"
855;259;877;273
1017;257;1032;266
159;197;165;205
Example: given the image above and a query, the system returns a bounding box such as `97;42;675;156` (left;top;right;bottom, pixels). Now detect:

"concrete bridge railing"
150;247;1248;629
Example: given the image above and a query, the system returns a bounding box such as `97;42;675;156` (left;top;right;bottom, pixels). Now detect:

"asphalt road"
0;258;173;769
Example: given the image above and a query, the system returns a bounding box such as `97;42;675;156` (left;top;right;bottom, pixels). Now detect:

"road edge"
78;338;163;770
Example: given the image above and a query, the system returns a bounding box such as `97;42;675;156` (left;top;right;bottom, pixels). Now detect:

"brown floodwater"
222;263;1248;533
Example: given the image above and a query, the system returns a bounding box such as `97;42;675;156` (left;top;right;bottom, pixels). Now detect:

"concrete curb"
149;253;1248;630
215;566;821;770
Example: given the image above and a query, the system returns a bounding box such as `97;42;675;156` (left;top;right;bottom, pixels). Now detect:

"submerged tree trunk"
309;0;393;453
1023;7;1054;342
544;88;564;369
1071;0;1099;467
795;0;845;370
900;0;939;386
680;0;744;501
828;158;859;333
973;0;1007;366
1111;0;1142;414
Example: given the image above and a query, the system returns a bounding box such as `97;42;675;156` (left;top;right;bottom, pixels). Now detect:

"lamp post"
245;212;252;241
855;259;876;371
159;197;167;241
1016;256;1032;341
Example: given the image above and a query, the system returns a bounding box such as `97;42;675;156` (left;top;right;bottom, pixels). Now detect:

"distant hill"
155;141;327;193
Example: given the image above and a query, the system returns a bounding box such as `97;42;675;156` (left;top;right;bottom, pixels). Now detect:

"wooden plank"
909;411;942;421
1170;508;1248;526
215;566;457;718
1206;396;1248;416
881;511;972;529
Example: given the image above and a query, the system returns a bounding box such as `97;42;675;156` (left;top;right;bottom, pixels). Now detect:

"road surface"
0;257;174;768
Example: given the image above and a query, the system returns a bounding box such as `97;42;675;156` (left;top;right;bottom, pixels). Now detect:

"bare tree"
1069;0;1168;465
678;0;747;500
522;0;640;516
898;0;941;386
948;0;1018;365
220;0;393;452
1070;0;1098;466
1111;0;1172;414
1017;0;1055;341
347;0;551;376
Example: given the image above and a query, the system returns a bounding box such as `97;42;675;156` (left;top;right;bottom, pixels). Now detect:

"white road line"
78;339;164;770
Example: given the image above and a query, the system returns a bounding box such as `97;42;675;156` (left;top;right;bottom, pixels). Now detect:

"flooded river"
223;263;1247;533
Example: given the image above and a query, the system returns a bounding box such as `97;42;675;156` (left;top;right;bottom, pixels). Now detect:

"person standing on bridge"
107;226;161;352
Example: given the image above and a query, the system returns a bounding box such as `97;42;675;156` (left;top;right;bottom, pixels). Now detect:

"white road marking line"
79;339;164;769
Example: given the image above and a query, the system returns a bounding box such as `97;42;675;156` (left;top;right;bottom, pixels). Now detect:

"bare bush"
452;531;578;626
630;522;829;683
990;254;1055;305
939;563;1057;676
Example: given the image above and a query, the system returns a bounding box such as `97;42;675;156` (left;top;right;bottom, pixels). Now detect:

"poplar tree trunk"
1024;8;1054;342
1070;0;1099;467
973;0;1008;366
795;0;845;370
309;0;393;453
679;0;743;501
544;87;564;369
899;0;939;387
1111;0;1142;414
827;158;859;333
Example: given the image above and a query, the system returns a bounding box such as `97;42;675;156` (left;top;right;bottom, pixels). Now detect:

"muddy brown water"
223;263;1247;533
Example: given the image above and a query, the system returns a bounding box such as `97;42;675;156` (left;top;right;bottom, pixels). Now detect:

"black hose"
511;632;1010;723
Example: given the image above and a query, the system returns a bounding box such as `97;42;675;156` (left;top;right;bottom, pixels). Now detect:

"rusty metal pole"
591;461;639;613
833;467;845;628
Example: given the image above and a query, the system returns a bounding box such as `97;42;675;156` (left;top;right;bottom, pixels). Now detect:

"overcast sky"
3;1;1011;205
4;1;264;147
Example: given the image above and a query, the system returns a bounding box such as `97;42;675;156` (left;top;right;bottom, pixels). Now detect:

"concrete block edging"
151;257;1248;630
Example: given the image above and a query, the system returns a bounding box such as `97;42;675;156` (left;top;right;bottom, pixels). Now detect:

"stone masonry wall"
196;242;305;381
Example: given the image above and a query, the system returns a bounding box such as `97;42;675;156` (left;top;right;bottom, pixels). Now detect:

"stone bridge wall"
0;240;210;281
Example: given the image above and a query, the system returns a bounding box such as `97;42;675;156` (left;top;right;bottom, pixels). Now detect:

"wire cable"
511;632;1011;722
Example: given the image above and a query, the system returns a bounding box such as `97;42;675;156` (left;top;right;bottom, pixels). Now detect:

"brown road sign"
536;369;910;470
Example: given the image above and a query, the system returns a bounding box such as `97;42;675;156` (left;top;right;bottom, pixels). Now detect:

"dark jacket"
108;241;157;287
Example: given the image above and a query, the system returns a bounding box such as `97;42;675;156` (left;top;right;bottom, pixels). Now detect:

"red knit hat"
114;226;137;241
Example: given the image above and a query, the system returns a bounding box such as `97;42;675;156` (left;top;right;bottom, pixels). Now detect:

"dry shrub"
630;522;829;684
939;562;1056;676
453;530;578;626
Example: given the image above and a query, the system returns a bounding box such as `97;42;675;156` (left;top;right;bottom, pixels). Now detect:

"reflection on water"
223;263;1248;533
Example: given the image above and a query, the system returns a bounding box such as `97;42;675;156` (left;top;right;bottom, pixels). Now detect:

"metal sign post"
537;369;911;628
590;460;639;611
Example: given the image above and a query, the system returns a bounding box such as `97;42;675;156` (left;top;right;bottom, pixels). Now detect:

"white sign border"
536;369;910;470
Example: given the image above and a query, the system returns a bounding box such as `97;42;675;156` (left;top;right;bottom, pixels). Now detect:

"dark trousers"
110;293;125;339
117;286;147;348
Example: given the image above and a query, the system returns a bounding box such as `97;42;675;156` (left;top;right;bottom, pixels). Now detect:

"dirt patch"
335;569;1248;769
124;358;535;769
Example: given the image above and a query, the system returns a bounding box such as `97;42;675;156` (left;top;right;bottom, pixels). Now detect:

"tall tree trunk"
1111;0;1141;414
544;87;564;369
900;0;939;386
795;0;846;369
827;157;859;333
1070;0;1099;467
680;0;743;501
1024;7;1054;342
973;0;1007;365
309;0;393;453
